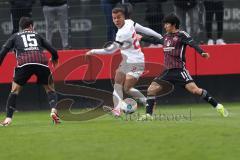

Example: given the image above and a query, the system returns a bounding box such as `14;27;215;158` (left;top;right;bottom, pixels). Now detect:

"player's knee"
190;87;201;95
123;86;131;94
147;85;160;96
11;88;20;95
115;79;123;85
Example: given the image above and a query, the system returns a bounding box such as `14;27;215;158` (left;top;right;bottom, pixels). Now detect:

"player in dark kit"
0;17;60;126
138;14;228;120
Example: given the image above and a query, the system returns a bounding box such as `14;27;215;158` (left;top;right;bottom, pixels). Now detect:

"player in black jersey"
138;14;228;120
0;17;60;126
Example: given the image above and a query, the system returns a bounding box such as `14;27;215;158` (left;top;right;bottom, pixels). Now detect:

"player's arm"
140;35;164;45
0;35;15;65
181;32;209;58
134;23;163;39
86;41;120;55
40;35;59;66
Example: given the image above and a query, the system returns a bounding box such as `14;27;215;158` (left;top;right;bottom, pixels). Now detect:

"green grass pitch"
0;103;240;160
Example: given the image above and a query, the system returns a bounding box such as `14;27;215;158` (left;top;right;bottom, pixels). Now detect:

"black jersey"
0;29;58;67
141;30;205;69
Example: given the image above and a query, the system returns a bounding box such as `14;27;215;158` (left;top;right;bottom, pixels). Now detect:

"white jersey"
115;19;144;63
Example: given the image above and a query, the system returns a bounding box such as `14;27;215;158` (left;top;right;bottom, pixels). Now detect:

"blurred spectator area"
0;0;239;49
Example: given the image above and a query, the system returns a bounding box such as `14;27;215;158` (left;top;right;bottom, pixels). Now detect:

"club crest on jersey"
173;36;178;41
166;40;171;46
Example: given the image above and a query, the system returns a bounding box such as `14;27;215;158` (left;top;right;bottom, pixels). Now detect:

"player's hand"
202;53;210;59
51;59;59;68
85;50;93;56
85;50;93;61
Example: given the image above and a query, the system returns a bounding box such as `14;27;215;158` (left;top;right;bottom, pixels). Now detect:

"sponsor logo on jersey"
163;47;175;52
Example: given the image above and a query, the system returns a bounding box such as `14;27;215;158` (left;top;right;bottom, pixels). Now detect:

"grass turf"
0;103;239;160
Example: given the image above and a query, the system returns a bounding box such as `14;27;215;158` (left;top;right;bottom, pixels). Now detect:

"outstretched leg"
185;82;228;117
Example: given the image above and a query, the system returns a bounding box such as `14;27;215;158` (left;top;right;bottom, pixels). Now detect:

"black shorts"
153;68;194;87
13;64;53;86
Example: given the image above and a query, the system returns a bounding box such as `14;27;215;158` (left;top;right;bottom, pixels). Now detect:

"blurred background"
0;0;239;111
0;0;239;49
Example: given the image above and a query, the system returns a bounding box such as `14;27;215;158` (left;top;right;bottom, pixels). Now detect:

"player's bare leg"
185;82;228;117
43;82;60;124
124;74;146;106
0;82;22;126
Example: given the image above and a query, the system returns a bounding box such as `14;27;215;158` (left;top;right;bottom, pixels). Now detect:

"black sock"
6;93;18;118
201;89;218;108
146;96;156;115
47;91;58;109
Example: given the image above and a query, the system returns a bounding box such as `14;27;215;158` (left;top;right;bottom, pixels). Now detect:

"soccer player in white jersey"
86;6;163;116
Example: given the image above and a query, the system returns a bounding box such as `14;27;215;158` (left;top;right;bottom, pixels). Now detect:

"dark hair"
112;7;126;16
112;3;133;19
162;13;180;29
19;17;33;30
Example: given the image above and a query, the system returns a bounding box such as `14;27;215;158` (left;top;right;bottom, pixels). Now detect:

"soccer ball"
121;98;138;114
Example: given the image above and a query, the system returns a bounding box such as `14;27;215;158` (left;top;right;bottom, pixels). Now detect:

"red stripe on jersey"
16;51;48;66
163;32;186;69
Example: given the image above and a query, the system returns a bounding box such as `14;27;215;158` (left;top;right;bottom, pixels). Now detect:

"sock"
146;96;156;115
6;93;18;118
113;84;123;109
201;89;218;108
127;88;147;106
47;91;58;109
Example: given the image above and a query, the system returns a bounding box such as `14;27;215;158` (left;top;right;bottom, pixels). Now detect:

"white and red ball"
121;98;138;114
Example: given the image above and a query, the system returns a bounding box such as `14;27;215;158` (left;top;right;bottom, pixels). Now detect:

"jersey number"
21;34;38;47
132;32;140;50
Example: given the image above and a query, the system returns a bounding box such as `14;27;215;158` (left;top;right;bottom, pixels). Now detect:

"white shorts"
118;61;145;79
